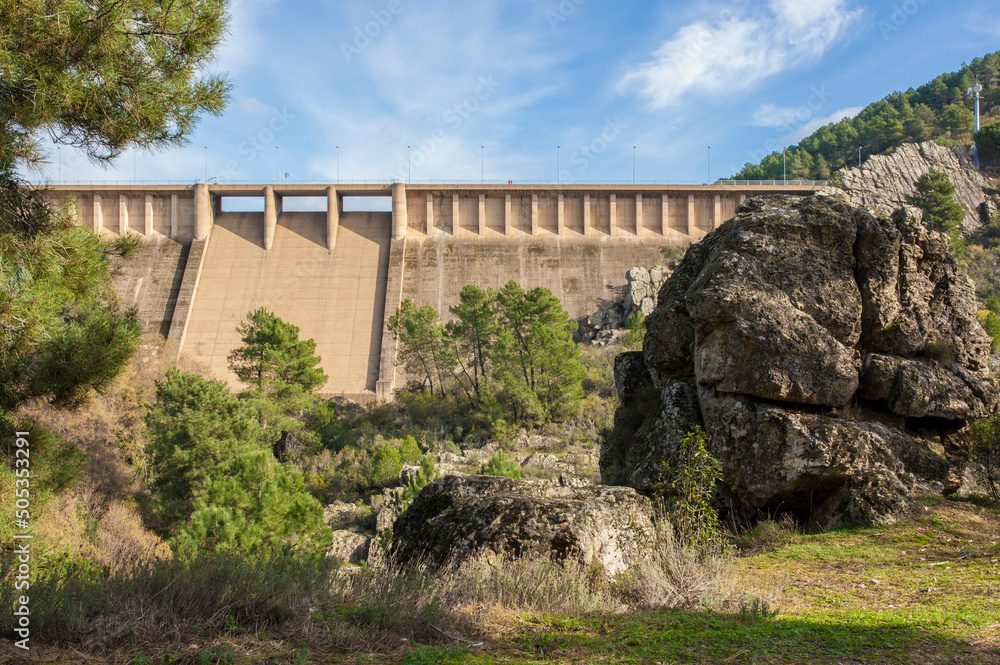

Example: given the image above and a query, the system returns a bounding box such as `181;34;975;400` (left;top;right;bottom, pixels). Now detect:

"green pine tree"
0;0;229;165
146;368;330;558
227;308;326;438
446;284;497;402
977;121;1000;163
1;0;229;430
492;281;585;422
907;169;966;255
388;299;454;397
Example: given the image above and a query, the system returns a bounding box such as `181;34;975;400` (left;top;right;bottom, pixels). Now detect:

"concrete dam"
45;181;823;402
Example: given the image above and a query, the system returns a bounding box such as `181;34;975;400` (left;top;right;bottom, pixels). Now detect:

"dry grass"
93;500;172;574
613;521;735;610
1;516;736;662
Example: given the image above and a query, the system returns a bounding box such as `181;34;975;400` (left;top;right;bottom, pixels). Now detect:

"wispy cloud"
213;0;280;75
783;106;863;143
619;0;863;109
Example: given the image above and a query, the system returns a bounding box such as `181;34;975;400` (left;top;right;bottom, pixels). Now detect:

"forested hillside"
734;52;1000;180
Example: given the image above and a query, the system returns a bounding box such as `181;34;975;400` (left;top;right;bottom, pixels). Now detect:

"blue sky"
39;0;1000;186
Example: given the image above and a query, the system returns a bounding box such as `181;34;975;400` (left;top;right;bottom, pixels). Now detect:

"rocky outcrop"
324;502;371;564
604;192;999;527
583;265;673;345
623;267;671;317
838;141;994;233
389;475;654;575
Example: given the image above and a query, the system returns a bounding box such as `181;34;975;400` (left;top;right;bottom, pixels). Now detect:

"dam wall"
43;181;823;401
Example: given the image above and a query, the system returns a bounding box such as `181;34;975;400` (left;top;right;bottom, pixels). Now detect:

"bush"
732;514;799;555
980;310;1000;353
654;427;725;549
612;519;734;610
621;311;646;350
479;451;522;480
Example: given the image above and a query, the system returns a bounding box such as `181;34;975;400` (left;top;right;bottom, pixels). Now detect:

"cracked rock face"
389;475;654;575
602;193;998;527
839;141;993;233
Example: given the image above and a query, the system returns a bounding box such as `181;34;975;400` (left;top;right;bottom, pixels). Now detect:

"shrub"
738;595;780;623
654;427;725;549
981;310;1000;353
400;435;422;464
924;340;953;361
621;311;646;350
371;443;403;486
732;514;799;555
612;519;734;610
479;451;522;480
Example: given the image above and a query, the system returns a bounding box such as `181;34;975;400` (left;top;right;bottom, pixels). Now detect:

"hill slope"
733;52;1000;180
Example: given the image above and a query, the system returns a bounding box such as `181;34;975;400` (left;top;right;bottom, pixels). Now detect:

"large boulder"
389;475;654;576
605;192;998;527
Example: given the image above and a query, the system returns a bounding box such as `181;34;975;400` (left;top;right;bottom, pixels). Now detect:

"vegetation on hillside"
733;52;1000;180
1;0;232;587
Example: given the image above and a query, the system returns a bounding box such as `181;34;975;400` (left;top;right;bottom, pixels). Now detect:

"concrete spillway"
181;211;390;398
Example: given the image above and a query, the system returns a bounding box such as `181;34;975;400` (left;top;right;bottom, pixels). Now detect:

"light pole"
481;146;484;184
557;146;560;184
783;148;786;184
633;146;636;184
707;146;711;183
204;146;208;182
407;145;411;184
968;80;983;169
858;146;861;168
275;146;279;183
133;151;137;184
336;145;340;183
57;146;61;185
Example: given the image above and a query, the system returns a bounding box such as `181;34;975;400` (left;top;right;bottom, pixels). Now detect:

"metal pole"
57;146;61;185
133;152;136;184
204;146;208;182
557;146;560;184
858;146;861;168
481;146;484;184
707;146;711;183
783;149;786;184
336;146;340;183
633;146;636;184
974;82;982;169
275;146;279;183
408;146;411;184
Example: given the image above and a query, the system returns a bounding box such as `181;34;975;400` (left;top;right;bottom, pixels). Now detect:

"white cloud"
753;103;810;128
213;0;279;74
238;97;277;114
783;105;863;144
619;0;863;109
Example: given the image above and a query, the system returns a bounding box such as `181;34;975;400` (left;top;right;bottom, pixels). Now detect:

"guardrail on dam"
42;181;823;402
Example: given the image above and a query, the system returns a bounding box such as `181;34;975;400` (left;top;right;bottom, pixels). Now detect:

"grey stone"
389;475;655;575
606;193;999;526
